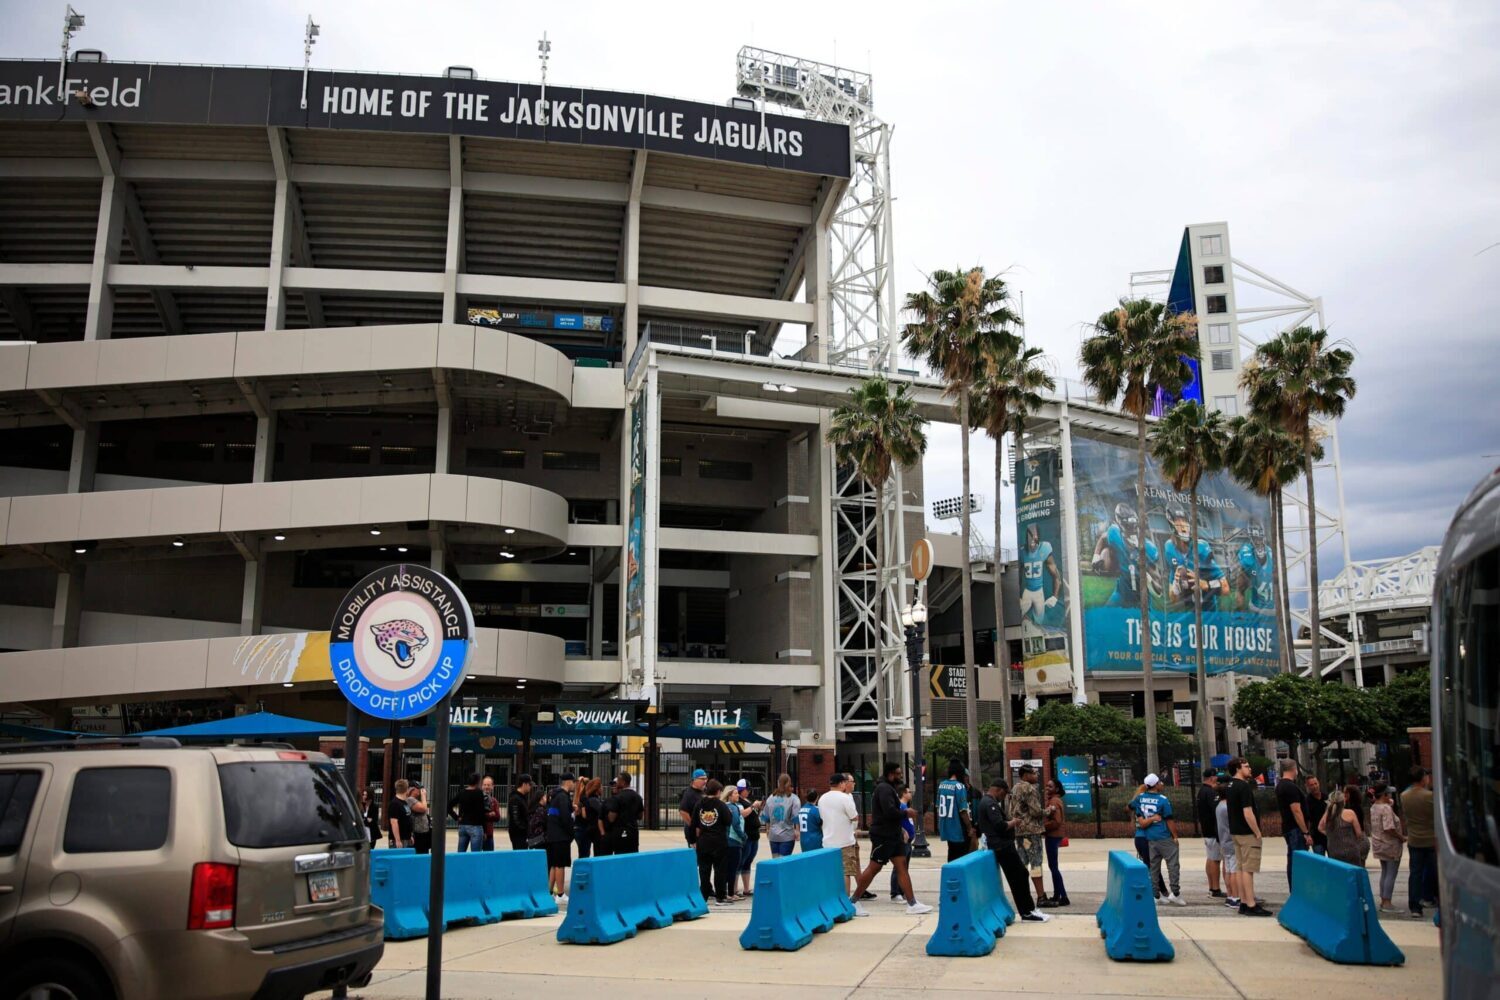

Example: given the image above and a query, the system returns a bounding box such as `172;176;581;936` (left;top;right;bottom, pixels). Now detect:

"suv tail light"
187;861;238;930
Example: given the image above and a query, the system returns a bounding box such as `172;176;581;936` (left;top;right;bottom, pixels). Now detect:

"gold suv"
0;738;384;1000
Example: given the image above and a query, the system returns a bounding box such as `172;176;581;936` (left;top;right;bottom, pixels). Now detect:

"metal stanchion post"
904;599;931;858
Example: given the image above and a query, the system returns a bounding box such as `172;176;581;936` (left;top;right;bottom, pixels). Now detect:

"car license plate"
308;870;339;903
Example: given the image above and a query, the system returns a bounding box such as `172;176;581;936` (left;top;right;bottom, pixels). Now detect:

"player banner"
1013;449;1072;694
1072;433;1278;676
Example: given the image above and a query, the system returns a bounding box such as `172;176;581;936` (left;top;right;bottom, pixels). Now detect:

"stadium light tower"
737;47;905;741
300;15;320;110
538;33;551;104
59;5;85;98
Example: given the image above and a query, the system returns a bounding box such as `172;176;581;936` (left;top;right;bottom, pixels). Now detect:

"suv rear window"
0;771;42;856
218;761;364;849
64;767;171;853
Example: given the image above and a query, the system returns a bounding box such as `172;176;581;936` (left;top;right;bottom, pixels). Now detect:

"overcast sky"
5;0;1496;570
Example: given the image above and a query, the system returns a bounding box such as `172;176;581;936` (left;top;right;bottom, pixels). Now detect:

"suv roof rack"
0;736;183;754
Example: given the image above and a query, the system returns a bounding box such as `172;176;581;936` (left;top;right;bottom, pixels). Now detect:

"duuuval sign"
554;704;637;733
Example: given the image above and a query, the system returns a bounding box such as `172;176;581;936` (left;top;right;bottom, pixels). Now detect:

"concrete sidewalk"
325;833;1439;999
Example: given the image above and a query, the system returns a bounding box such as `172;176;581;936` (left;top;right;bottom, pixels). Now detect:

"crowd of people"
1181;758;1439;918
364;769;646;904
358;754;1438;920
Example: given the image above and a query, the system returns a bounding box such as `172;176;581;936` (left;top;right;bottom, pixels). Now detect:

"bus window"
1439;545;1499;867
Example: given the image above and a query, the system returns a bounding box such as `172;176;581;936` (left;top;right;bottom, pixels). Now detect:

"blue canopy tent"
135;710;345;741
0;722;89;741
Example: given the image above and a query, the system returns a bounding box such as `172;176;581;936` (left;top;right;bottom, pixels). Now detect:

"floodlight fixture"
931;494;984;521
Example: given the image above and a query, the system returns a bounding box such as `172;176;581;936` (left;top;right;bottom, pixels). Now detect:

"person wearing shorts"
1197;769;1225;898
1225;756;1271;916
1215;786;1241;908
543;773;577;901
819;773;862;896
845;762;932;916
1010;765;1049;905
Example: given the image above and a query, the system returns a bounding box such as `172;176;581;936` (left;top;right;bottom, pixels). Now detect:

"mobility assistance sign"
0;61;851;178
329;564;474;720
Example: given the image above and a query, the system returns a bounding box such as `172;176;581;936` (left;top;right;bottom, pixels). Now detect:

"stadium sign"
0;61;852;177
680;703;757;732
553;702;639;733
328;564;473;720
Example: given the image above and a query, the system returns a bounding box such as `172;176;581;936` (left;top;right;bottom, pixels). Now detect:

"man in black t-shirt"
544;774;576;900
1225;757;1270;916
387;779;414;848
603;771;643;855
846;763;933;916
689;779;733;903
507;775;533;852
1274;759;1310;889
1196;770;1224;898
679;769;708;845
978;780;1044;920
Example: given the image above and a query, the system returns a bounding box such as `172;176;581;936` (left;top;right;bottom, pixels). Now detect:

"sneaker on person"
852;903;870;917
1020;910;1052;922
905;901;933;915
1225;897;1241;909
860;890;877;900
1038;897;1060;908
1239;903;1272;917
557;893;568;905
890;893;903;901
1052;897;1071;907
1167;893;1187;907
1209;889;1226;898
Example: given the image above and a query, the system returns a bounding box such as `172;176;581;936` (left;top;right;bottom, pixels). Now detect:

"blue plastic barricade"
557;849;707;945
1278;851;1405;965
739;847;856;951
1095;850;1174;962
926;848;1016;957
369;850;557;941
369;847;413;862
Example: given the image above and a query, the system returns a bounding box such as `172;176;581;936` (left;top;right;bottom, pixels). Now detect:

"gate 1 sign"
1055;755;1094;820
328;564;474;720
681;704;757;731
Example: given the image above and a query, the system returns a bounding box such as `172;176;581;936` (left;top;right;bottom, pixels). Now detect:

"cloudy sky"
5;1;1496;569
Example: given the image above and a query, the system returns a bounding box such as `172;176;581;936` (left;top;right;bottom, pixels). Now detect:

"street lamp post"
902;599;931;858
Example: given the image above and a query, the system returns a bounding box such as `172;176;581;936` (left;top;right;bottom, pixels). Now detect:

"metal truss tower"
1131;248;1362;683
737;48;907;736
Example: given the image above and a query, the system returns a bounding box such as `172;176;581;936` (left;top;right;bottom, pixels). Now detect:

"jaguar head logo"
369;619;429;669
558;710;579;726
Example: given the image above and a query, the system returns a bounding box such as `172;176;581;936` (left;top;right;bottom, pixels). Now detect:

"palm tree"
903;267;1021;779
1241;328;1356;677
1079;298;1198;776
1149;400;1228;765
1225;414;1323;675
827;375;929;761
973;338;1055;736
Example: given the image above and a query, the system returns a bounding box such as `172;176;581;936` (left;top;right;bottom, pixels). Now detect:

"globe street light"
902;599;931;857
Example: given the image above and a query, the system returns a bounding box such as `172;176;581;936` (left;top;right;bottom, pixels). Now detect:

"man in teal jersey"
797;789;823;852
1130;773;1186;906
936;759;974;861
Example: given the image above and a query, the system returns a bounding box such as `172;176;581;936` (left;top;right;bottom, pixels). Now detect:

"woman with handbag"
1040;778;1071;907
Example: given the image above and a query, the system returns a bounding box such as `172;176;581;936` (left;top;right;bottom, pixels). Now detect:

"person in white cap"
732;778;763;897
1129;773;1186;906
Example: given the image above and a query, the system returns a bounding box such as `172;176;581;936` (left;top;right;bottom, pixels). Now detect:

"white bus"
1433;468;1499;995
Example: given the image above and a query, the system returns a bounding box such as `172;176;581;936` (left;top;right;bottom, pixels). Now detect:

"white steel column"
239;555;265;635
1057;406;1089;703
442;135;463;323
82;154;124;342
265;127;293;330
622;151;646;360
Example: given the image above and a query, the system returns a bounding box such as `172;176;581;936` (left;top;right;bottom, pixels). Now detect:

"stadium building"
0;48;961;786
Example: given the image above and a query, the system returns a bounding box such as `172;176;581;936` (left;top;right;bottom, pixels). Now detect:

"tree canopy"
1371;668;1432;736
1231;673;1387;745
1017;701;1193;755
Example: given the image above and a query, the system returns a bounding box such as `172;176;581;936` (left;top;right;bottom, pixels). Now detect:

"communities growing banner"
1071;433;1278;676
1013;449;1072;695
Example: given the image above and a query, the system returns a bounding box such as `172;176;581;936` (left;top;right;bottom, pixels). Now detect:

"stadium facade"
0;55;954;768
